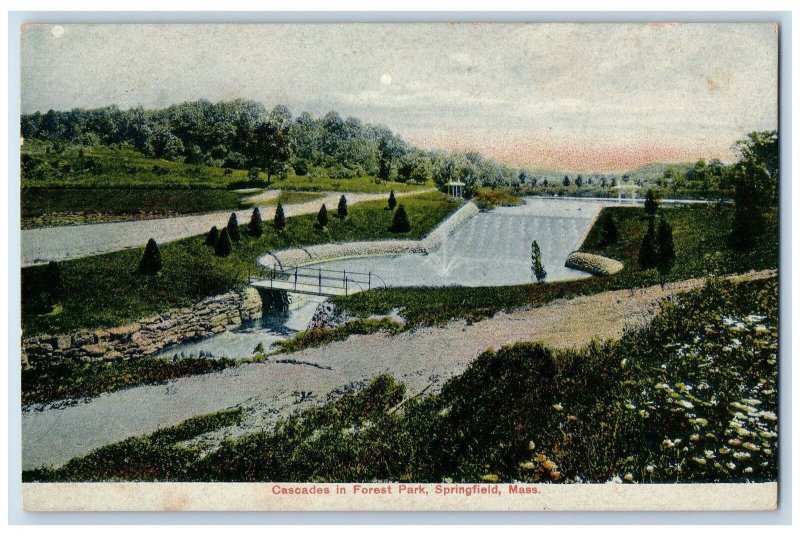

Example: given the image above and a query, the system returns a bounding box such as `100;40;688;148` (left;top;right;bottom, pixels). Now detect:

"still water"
156;197;605;359
308;197;601;287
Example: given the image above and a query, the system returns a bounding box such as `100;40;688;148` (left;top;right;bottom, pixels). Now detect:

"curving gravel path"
21;189;434;267
21;270;775;471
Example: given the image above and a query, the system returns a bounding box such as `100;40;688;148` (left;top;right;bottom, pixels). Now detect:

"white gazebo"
445;180;465;200
611;183;642;204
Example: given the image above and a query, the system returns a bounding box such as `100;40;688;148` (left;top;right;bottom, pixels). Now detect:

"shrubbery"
249;207;263;237
564;251;623;276
26;277;777;484
138;238;163;275
214;228;232;257
227;213;240;242
205;226;220;246
274;202;286;230
390;205;410;232
316;204;329;229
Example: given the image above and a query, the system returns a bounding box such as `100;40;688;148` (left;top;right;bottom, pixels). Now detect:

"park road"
21;189;434;266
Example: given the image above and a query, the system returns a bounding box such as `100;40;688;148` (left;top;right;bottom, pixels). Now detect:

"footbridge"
249;265;386;297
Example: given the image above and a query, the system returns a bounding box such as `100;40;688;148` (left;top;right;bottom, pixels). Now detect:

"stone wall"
259;201;480;269
22;287;263;368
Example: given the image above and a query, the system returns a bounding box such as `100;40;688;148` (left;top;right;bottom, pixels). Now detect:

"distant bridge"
249;265;386;297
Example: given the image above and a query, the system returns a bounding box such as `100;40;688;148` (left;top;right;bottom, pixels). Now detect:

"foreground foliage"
24;408;243;482
24;277;777;483
22;356;241;407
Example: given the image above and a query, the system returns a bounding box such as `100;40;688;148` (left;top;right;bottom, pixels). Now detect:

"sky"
21;23;778;172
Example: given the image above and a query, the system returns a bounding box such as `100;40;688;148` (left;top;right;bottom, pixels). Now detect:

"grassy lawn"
269;174;431;193
22;191;459;336
21;187;249;229
21;141;431;227
22;140;250;189
333;204;778;327
22;140;430;193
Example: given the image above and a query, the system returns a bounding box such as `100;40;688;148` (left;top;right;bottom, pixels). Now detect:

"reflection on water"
153;293;326;360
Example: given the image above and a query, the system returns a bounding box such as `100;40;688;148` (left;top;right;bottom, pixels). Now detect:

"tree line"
21;99;530;190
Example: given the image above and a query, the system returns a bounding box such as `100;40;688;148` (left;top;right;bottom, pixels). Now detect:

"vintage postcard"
18;22;779;511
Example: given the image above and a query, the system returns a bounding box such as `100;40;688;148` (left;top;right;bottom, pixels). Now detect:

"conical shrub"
390;204;410;232
317;204;329;228
215;227;233;257
138;238;163;275
249;207;263;237
205;225;220;246
227;213;240;242
274;202;286;230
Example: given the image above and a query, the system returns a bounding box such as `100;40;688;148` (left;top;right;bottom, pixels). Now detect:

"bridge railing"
248;265;384;296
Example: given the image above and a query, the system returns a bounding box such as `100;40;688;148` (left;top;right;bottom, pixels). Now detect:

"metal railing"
248;265;384;296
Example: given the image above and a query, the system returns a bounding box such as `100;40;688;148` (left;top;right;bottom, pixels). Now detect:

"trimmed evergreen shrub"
274;202;286;230
656;217;676;287
205;226;220;246
638;218;657;269
388;190;397;210
599;212;618;246
531;240;547;283
644;189;659;216
337;195;348;218
138;238;163;275
316;204;329;228
215;227;232;257
249;207;263;237
227;213;240;242
390;205;410;232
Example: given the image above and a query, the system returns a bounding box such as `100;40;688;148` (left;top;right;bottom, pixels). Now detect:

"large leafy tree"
734;130;778;201
249;119;291;182
731;130;778;250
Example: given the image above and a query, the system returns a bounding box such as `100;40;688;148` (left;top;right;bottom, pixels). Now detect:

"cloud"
20;23;777;170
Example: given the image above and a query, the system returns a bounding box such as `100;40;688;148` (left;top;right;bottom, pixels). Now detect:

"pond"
155;196;608;359
307;196;604;287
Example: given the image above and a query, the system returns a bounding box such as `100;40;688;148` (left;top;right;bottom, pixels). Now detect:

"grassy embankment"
21;141;429;228
21;201;775;406
22;190;460;337
24;275;777;483
333;203;778;327
23;408;244;482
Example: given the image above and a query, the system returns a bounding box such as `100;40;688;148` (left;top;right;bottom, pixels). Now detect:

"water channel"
155;197;607;359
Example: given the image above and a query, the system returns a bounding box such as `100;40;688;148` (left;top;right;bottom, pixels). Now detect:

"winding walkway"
21;269;774;470
21;189;434;266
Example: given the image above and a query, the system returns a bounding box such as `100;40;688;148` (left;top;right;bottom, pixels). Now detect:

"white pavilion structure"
445;180;465;200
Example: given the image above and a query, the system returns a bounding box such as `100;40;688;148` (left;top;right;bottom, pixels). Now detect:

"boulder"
106;323;141;340
81;343;109;356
